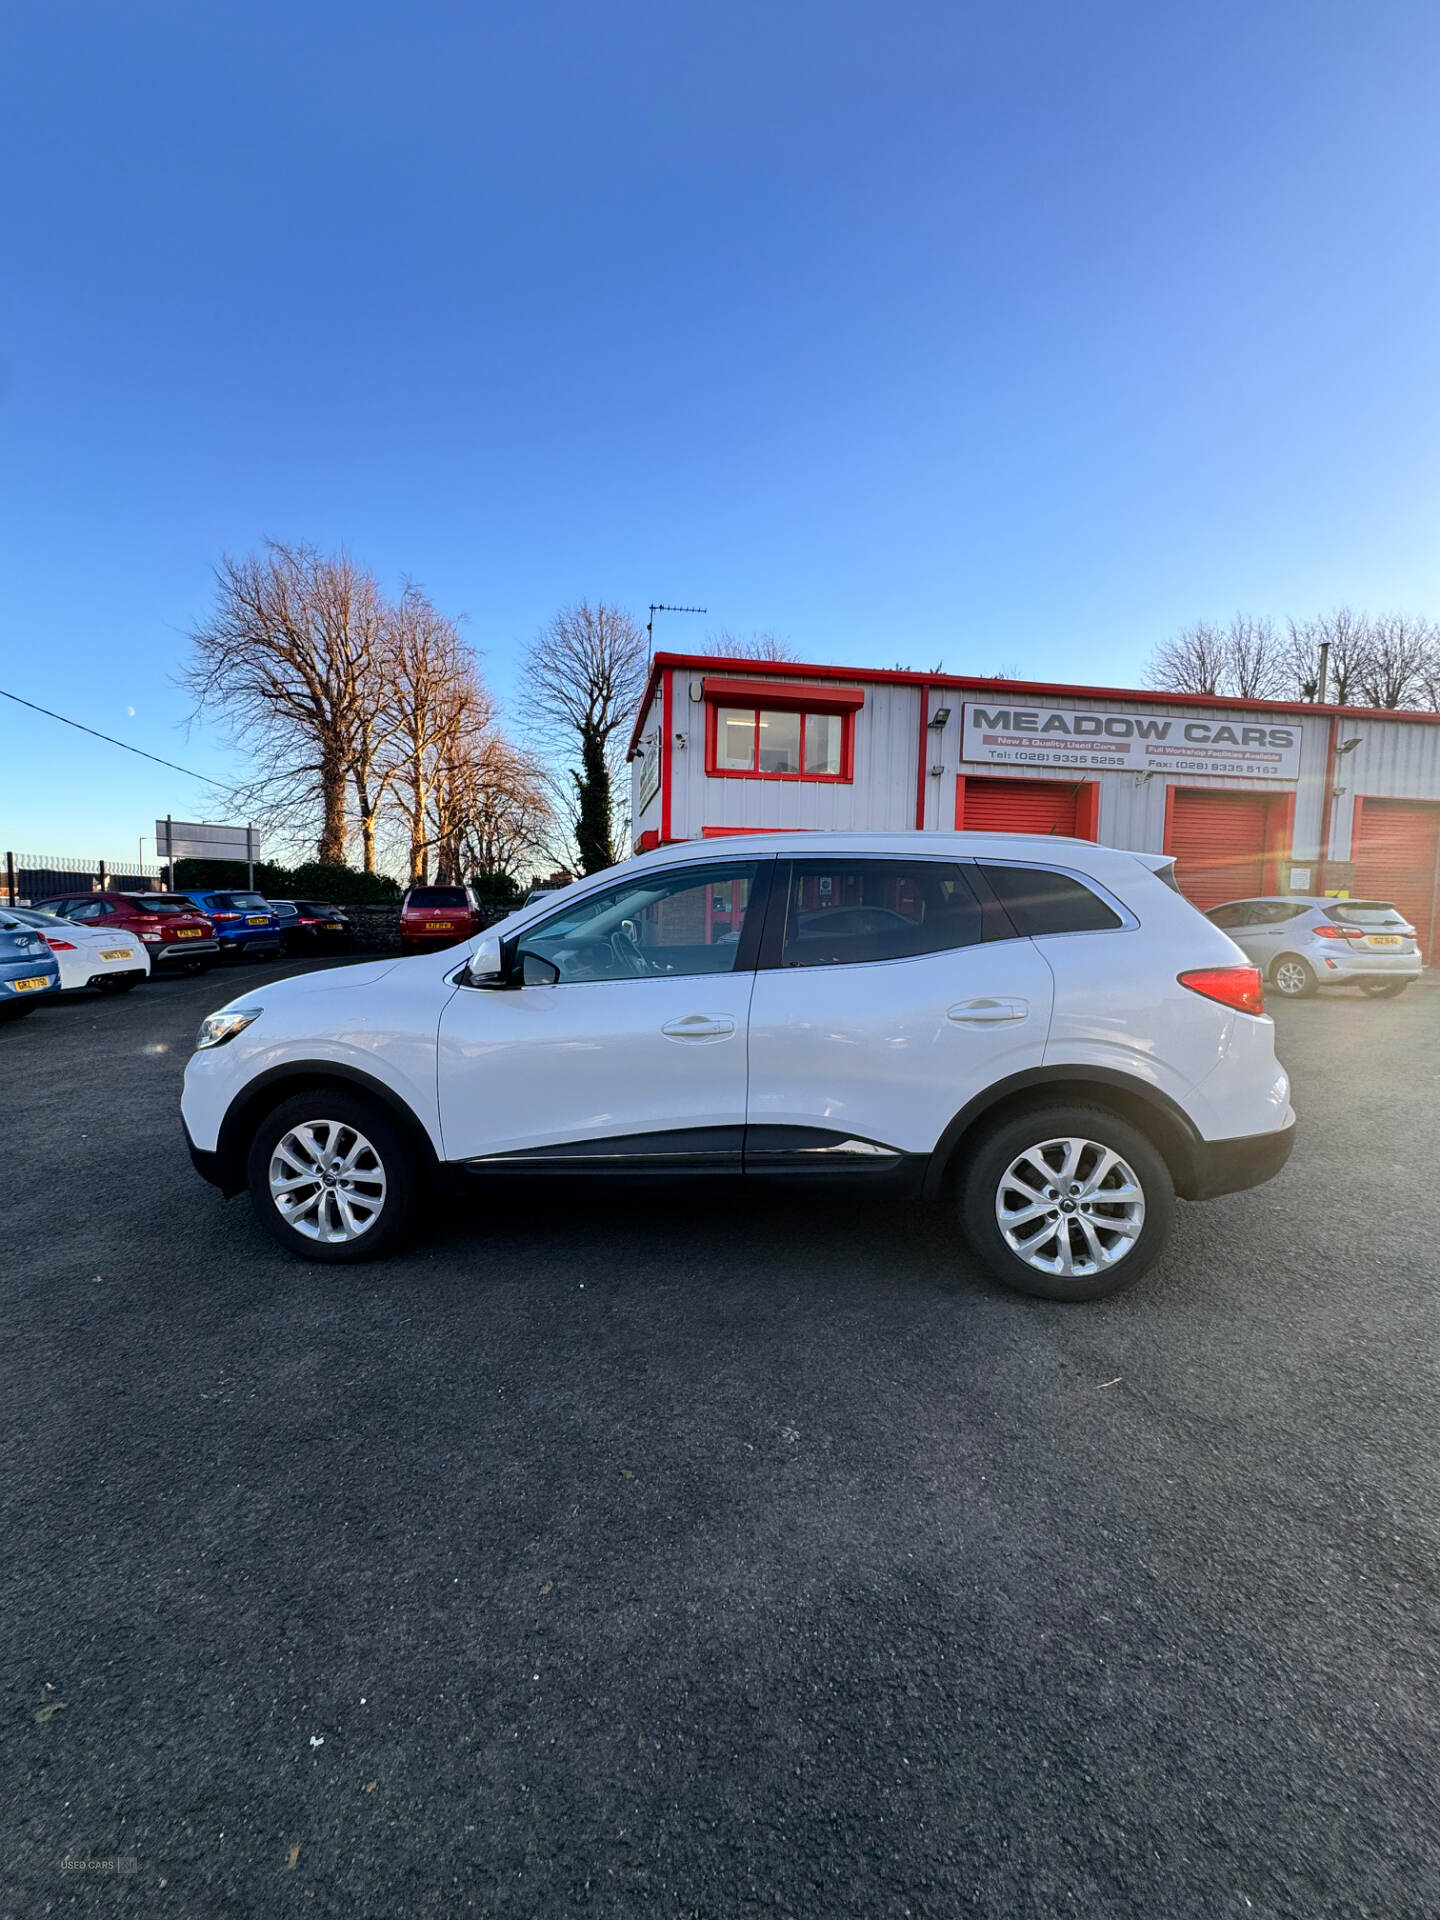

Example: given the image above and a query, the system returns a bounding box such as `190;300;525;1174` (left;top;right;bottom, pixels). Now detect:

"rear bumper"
154;939;221;963
1314;951;1422;978
1188;1110;1296;1201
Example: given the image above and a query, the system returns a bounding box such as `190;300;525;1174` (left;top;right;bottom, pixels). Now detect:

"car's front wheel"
246;1091;421;1262
958;1104;1175;1302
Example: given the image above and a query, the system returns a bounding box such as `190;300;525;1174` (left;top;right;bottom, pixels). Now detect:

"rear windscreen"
211;893;270;910
298;902;339;916
136;896;196;914
407;888;467;908
1326;902;1408;927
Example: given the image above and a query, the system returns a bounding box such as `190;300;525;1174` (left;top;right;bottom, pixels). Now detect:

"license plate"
425;921;450;931
1368;934;1403;946
175;929;201;938
324;922;342;930
101;949;131;961
247;915;269;925
10;976;49;992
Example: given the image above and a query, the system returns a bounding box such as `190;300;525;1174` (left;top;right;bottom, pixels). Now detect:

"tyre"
0;999;37;1021
1359;978;1410;998
180;957;213;975
958;1103;1175;1302
95;975;141;994
246;1090;421;1263
1270;954;1317;999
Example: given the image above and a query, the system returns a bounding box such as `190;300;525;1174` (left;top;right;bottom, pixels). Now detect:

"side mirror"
464;934;504;984
519;949;560;987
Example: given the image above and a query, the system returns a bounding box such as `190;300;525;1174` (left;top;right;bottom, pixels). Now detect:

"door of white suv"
744;855;1055;1168
436;859;770;1166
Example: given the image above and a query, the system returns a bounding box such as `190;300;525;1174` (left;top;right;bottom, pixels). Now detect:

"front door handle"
661;1013;737;1041
947;997;1028;1024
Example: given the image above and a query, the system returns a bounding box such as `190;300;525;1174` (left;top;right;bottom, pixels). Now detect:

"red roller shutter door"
1352;798;1440;953
958;777;1097;838
1166;789;1275;909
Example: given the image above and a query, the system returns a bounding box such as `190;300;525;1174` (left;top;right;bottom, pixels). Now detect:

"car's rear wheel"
180;957;213;975
1359;978;1410;998
95;975;141;994
958;1104;1175;1302
246;1090;420;1262
1270;954;1317;999
0;999;38;1021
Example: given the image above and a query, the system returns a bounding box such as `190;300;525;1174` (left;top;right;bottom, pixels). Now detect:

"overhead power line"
0;686;219;785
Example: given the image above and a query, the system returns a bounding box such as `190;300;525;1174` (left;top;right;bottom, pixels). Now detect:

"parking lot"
4;958;1439;1918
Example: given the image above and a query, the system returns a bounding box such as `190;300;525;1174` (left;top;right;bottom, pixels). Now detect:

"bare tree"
1284;608;1372;704
446;736;553;884
1357;613;1435;709
184;543;386;863
1144;620;1230;695
524;601;648;873
1223;615;1287;699
706;629;798;661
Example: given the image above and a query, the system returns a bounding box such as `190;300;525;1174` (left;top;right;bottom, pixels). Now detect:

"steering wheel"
609;928;650;975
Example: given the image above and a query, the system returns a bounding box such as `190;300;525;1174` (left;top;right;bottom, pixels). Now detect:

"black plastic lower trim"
1186;1116;1296;1201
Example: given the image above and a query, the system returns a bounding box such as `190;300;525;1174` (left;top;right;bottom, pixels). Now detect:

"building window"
710;705;850;781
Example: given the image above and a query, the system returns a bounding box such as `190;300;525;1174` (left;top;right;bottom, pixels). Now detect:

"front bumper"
1188;1110;1296;1201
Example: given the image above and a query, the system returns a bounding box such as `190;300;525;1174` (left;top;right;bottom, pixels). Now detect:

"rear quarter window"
980;865;1123;938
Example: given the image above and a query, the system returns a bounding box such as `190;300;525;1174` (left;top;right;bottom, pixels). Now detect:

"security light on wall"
929;707;951;728
1336;737;1362;755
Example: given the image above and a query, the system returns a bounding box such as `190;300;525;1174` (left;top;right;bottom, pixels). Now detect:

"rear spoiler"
1131;852;1181;893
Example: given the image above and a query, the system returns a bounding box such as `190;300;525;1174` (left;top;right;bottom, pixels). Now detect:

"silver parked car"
1205;896;1422;999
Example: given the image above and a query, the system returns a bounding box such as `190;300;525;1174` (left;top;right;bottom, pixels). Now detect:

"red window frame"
704;702;856;783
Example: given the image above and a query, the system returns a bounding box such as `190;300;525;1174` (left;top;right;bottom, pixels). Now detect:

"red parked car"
399;885;480;953
35;891;221;973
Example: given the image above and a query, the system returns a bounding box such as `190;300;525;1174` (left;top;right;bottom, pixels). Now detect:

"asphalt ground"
3;957;1438;1918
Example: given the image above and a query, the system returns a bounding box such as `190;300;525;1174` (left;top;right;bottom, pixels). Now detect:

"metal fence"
3;852;164;905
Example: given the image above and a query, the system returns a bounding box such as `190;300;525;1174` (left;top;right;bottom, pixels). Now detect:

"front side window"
980;865;1122;938
522;862;762;983
777;860;983;968
712;705;847;779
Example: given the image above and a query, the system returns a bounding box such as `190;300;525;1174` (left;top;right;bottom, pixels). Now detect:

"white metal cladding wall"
630;685;662;836
672;672;924;840
928;695;1331;857
1326;716;1440;861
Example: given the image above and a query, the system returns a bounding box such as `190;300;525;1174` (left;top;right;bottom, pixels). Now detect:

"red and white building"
627;652;1440;951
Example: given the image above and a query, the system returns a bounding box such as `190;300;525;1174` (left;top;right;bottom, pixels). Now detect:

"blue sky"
3;0;1439;858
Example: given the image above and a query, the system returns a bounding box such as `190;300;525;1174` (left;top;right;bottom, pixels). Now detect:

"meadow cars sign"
960;702;1303;781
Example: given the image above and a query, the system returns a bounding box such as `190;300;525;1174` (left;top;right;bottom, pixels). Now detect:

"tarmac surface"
4;957;1438;1916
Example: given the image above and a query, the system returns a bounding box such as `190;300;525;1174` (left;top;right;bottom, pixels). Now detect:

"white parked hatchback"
181;833;1296;1302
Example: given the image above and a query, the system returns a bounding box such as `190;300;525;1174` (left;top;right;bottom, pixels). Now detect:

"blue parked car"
170;889;284;961
0;907;62;1019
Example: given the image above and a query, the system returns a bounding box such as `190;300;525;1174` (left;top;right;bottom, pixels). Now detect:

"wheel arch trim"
920;1066;1207;1202
212;1062;440;1196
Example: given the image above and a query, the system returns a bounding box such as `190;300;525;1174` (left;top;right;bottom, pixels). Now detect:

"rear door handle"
661;1014;737;1040
947;997;1028;1024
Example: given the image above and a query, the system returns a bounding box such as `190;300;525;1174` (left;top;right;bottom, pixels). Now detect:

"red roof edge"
625;651;1440;758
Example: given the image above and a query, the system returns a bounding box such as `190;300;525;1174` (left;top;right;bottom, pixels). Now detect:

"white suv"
181;832;1295;1302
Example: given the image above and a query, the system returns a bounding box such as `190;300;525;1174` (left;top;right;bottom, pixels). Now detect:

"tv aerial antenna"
647;603;707;649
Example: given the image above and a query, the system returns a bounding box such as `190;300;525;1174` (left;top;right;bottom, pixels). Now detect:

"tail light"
45;938;77;950
1312;923;1363;940
210;911;241;923
1178;966;1265;1016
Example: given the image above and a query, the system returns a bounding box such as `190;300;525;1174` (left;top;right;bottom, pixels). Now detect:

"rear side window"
778;860;983;968
407;887;468;909
1326;901;1407;927
980;865;1123;938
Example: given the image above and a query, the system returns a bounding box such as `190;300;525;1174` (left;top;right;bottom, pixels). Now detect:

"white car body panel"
746;939;1055;1154
437;970;757;1160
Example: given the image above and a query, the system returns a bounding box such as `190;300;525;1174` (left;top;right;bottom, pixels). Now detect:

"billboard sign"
156;820;260;864
959;702;1303;781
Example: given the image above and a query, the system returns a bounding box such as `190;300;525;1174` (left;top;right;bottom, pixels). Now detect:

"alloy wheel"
268;1119;387;1243
995;1136;1146;1278
1272;959;1311;997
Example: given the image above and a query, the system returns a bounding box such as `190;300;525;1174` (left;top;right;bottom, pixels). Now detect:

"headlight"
195;1007;263;1051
